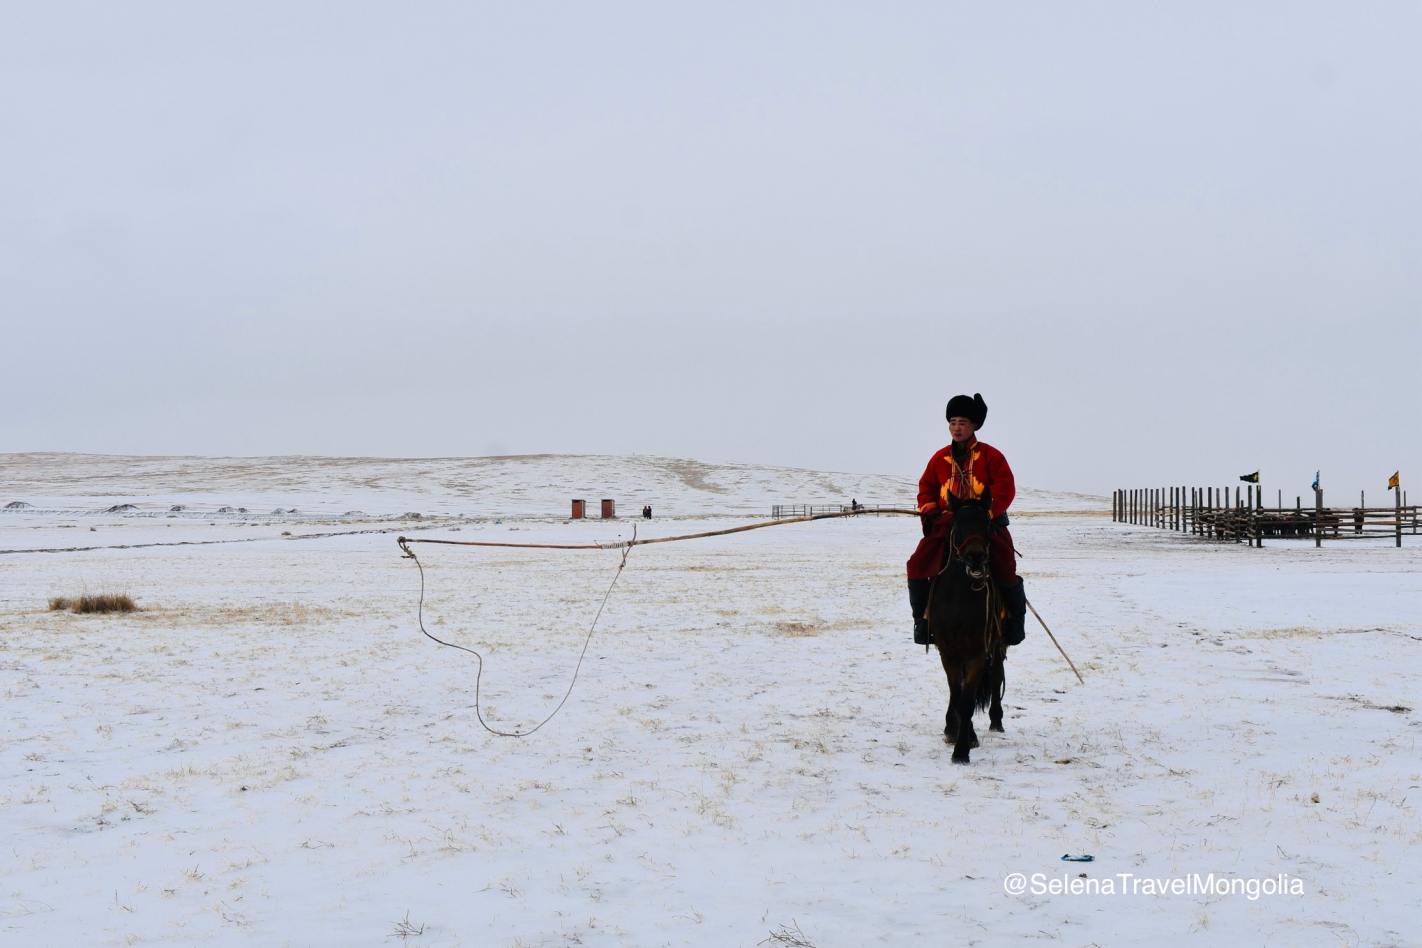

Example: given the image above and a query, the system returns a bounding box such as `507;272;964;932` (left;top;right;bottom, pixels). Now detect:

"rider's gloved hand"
920;510;940;537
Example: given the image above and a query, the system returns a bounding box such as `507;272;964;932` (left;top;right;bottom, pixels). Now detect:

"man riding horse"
906;393;1027;647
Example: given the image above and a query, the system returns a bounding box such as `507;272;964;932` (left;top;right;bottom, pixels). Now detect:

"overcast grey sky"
3;3;1418;498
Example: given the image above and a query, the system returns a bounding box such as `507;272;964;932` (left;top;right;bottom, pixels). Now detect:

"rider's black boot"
908;578;931;645
1002;579;1026;646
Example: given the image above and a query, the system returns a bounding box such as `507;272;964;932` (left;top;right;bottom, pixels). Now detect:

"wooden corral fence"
1112;484;1418;548
771;503;896;519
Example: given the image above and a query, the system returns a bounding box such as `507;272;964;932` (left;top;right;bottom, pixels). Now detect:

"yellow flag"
1388;471;1400;489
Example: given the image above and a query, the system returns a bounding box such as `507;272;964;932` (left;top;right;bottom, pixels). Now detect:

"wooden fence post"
1247;484;1254;547
1228;486;1239;545
1315;487;1323;548
1397;484;1403;548
1256;483;1263;547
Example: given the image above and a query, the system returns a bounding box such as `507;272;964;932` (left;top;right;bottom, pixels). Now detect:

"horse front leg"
941;657;963;742
951;657;984;763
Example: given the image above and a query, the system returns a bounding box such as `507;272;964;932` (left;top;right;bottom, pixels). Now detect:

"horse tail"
973;655;1004;712
973;672;994;713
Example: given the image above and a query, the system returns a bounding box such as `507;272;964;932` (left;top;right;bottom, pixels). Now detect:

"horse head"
947;488;993;582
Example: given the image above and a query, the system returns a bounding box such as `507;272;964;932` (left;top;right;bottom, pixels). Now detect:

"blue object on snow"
1061;854;1094;862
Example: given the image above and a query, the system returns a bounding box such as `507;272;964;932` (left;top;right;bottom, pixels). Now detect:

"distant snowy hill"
0;452;1107;519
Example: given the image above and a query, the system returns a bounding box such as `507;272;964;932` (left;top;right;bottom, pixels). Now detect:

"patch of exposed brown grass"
178;601;342;627
50;593;138;614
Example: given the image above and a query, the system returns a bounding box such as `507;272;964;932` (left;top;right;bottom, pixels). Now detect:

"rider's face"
948;417;977;443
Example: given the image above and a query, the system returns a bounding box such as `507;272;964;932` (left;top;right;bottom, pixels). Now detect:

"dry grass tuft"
391;911;425;941
50;593;138;614
760;920;815;947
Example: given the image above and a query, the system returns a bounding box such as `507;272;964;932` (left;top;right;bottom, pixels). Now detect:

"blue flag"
1311;471;1320;491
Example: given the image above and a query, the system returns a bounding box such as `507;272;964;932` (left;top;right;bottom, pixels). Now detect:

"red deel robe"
906;436;1018;582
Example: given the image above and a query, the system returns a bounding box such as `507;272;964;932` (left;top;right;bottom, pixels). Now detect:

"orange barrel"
571;499;585;519
601;499;615;519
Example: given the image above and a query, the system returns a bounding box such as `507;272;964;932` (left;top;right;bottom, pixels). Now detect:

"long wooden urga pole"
1025;599;1085;685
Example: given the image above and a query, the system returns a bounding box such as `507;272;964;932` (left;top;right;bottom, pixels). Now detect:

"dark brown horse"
926;491;1007;763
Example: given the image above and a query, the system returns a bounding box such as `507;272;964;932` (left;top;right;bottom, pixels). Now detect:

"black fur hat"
945;393;988;428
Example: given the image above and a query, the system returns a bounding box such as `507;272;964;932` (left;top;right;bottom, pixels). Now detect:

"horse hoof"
952;752;971;764
989;722;1005;733
970;736;980;749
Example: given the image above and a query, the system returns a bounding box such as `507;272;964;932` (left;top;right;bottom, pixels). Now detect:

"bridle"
941;506;992;587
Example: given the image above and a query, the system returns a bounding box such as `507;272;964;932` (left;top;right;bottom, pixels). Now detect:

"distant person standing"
642;505;652;519
905;393;1027;647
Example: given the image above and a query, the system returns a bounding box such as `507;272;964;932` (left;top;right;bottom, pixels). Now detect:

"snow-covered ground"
2;454;1418;946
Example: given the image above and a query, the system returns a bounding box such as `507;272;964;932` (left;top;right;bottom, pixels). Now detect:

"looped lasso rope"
398;524;635;738
397;507;920;554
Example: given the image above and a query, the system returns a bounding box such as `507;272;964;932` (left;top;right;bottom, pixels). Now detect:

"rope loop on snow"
399;525;635;738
